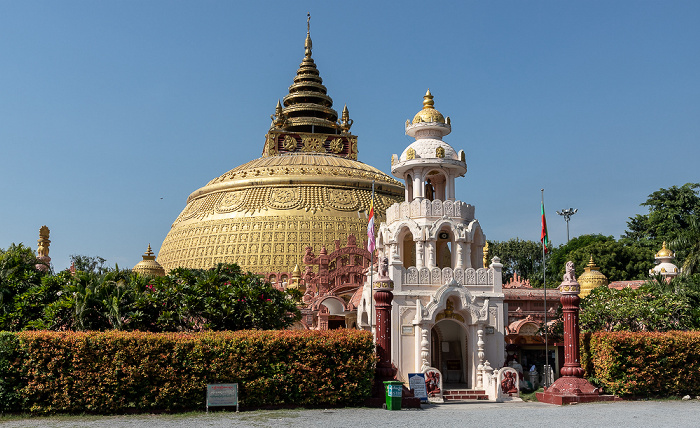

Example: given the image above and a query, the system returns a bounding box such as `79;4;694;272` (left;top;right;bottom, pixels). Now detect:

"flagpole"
541;188;549;388
369;181;375;336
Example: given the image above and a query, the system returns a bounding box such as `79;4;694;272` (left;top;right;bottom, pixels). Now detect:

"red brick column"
560;293;585;378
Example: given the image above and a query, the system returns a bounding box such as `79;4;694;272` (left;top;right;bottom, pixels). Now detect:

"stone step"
443;389;488;401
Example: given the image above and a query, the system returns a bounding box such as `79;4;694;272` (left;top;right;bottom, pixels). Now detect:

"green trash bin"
384;380;403;410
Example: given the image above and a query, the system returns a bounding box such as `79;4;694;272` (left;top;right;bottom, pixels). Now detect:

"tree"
69;254;108;274
579;274;700;332
543;235;652;284
487;238;542;283
671;215;700;275
621;183;700;259
0;244;49;331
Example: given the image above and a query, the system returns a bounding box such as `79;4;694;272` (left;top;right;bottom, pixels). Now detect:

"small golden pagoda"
133;244;166;277
578;256;608;298
157;17;404;276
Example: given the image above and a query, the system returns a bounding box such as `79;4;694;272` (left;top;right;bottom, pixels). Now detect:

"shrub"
2;329;375;414
581;331;700;396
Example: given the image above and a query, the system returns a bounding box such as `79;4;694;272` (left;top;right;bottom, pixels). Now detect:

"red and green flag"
367;199;375;253
541;200;549;253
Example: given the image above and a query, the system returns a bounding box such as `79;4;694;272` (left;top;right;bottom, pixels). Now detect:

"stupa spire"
305;13;312;58
261;15;358;159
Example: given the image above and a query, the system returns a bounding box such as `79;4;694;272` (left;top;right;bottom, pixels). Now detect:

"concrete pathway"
1;400;699;428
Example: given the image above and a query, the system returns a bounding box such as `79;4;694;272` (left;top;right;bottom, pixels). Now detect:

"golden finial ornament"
339;104;353;133
270;100;286;129
305;13;312;58
655;241;674;258
411;89;446;124
483;241;490;268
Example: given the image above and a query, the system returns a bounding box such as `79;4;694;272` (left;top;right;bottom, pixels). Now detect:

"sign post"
206;383;239;413
408;373;428;402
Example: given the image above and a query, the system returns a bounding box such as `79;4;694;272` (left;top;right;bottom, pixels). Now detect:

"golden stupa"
157;17;404;275
578;256;609;298
133;244;166;277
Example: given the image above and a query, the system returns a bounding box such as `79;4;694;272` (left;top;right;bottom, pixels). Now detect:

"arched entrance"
431;319;468;386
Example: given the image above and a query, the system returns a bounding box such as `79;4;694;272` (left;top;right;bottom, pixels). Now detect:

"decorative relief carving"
431;267;441;284
406;148;415;160
329;138;344;153
301;135;326;152
269;187;301;210
282;135;298;151
436;147;445;158
159;214;371;274
326;188;359;211
477;268;488;285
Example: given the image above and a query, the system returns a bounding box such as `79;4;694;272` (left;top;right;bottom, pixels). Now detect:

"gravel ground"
2;400;699;428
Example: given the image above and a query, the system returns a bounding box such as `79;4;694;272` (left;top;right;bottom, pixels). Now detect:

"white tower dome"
391;90;467;202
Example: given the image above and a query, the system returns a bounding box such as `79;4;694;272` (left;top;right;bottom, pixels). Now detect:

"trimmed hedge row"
0;329;375;414
581;331;700;396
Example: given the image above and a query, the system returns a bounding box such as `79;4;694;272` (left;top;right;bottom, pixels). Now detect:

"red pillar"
559;294;585;378
374;284;395;379
536;262;619;405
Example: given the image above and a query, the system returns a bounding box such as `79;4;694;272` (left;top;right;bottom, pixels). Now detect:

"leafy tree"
580;278;700;332
671;215;700;275
0;244;49;331
621;183;700;259
132;264;300;332
541;235;652;286
69;254;108;274
487;238;542;283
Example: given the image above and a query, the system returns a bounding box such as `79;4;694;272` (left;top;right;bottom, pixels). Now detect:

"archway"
431;319;468;386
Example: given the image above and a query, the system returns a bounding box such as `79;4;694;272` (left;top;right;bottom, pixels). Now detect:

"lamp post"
556;208;578;243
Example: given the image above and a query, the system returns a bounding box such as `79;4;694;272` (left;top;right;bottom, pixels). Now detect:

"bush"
581;331;700;396
1;329;375;414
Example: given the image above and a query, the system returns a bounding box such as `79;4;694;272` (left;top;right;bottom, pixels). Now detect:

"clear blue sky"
1;1;699;271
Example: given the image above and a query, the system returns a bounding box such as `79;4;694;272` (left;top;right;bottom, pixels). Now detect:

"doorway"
431;319;468;386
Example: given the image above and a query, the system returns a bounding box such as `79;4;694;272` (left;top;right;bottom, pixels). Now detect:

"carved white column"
455;242;464;269
420;327;430;372
476;327;485;388
426;241;436;269
415;240;424;270
464;244;472;269
414;175;422;200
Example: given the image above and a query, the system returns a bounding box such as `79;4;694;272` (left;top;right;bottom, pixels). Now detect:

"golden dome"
133;244;166;277
158;20;404;275
578;256;608;298
655;241;674;259
411;89;445;124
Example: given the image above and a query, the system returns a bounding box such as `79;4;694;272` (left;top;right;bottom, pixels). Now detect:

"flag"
541;200;549;254
367;200;375;253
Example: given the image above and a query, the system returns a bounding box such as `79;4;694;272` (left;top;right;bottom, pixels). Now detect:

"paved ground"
2;400;699;428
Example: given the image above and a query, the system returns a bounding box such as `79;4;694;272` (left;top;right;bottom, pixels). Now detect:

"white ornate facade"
358;91;506;391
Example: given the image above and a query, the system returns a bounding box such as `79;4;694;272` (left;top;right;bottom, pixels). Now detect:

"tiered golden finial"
578;255;608;298
412;89;446;124
36;225;51;272
132;244;166;277
262;14;358;158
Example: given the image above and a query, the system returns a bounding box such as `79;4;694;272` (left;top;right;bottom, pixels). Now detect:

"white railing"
403;266;493;286
386;199;475;224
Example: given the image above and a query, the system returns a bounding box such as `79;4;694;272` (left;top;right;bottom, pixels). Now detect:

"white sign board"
207;383;239;412
408;373;428;401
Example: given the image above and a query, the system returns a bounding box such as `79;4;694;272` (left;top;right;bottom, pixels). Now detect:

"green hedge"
581;331;700;396
0;329;375;414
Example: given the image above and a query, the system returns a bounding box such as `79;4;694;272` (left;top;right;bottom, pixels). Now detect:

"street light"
556;208;578;243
